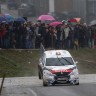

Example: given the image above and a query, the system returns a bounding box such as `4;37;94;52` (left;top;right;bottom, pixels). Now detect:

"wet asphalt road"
2;83;96;96
30;83;96;96
1;75;96;96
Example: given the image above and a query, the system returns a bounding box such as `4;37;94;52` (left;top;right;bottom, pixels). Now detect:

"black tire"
75;82;79;85
43;80;48;86
38;72;41;79
52;82;55;86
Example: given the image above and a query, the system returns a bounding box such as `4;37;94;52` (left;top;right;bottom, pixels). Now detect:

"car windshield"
46;57;74;66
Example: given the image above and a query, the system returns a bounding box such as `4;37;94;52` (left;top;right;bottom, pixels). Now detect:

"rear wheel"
43;79;48;86
38;72;41;79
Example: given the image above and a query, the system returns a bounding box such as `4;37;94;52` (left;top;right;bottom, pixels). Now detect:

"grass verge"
0;49;40;77
0;48;96;77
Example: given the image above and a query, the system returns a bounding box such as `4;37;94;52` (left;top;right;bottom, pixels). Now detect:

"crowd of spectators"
0;20;96;49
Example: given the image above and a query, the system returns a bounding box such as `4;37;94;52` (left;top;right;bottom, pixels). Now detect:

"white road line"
27;88;38;96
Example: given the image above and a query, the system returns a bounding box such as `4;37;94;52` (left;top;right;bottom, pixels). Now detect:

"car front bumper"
43;75;79;85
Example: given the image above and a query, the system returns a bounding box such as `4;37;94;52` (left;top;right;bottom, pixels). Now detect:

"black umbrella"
14;17;26;23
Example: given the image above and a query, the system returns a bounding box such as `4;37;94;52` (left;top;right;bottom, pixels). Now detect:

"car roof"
44;50;72;58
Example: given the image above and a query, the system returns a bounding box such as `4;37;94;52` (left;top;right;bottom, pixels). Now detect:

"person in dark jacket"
44;26;51;48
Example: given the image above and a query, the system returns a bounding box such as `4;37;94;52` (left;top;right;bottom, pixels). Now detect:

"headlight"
69;69;79;76
43;70;56;76
69;71;75;75
47;71;56;76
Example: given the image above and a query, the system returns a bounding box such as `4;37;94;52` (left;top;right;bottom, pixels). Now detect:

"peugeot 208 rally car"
38;50;79;86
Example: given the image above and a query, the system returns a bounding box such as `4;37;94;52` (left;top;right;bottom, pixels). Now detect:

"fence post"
0;73;6;96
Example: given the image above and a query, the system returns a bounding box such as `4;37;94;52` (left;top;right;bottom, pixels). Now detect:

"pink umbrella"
37;15;55;21
50;21;62;27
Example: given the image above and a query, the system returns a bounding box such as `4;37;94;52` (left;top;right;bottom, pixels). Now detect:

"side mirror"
75;61;78;64
40;62;42;65
39;58;45;66
39;58;42;65
39;58;42;62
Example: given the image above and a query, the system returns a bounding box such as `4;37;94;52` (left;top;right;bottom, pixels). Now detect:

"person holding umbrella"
0;21;8;48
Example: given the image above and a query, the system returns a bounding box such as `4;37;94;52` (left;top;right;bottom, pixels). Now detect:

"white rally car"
38;50;79;86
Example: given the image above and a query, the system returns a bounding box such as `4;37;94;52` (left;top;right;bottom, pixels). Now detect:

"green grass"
0;49;40;77
0;48;96;77
69;48;96;74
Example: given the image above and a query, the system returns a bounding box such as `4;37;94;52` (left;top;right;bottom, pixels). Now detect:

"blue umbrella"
0;16;8;22
4;14;14;21
14;17;26;23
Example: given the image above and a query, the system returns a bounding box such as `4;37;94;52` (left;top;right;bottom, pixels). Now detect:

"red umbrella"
69;19;77;22
69;18;81;23
50;21;62;27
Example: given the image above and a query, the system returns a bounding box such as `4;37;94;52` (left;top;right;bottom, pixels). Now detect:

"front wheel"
75;82;79;85
52;82;55;86
70;80;79;85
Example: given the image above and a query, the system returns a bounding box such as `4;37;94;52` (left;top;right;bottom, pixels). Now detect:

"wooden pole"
0;74;6;96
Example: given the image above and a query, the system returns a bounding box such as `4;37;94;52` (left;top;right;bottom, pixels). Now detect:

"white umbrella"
89;20;96;26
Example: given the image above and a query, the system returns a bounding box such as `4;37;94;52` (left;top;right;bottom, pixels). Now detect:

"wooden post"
0;74;6;96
